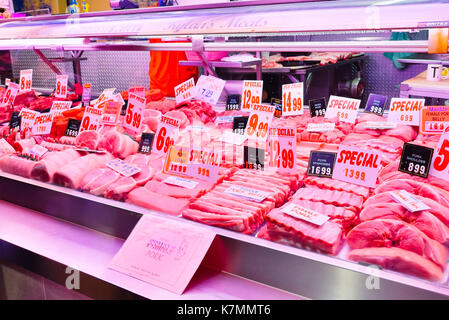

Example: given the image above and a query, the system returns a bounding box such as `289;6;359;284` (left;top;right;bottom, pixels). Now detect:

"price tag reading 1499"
268;127;296;173
282;83;304;116
152;115;180;155
123;92;145;135
244;104;274;142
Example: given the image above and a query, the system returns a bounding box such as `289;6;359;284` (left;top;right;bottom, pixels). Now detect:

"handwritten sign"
282;82;304;116
194;75;225;105
332;145;381;188
244;104;274;142
123;92;145;135
387;98;424;126
281;203;330;226
389;190;430;212
107;158;142;177
175;78;195;104
32;113;54;136
419;106;449;135
93;88;116;109
152;115;180;156
55;75;68;99
19;69;32;92
80;106;103;133
50;101;72;118
268;127;296;173
109;215;215;294
325;95;360;124
241;80;263;111
224;185;270;203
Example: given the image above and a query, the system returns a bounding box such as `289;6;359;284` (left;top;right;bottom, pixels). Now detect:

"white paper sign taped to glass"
194;75;225;106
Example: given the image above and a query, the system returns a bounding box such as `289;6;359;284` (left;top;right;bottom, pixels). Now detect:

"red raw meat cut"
263;205;344;255
13;91;38;107
357;113;386;123
374;179;449;209
98;130;138;159
360;202;449;244
124;153;154;185
206;190;274;216
292;186;364;211
0;155;39;178
127;187;189;215
31;149;81;182
346;218;447;270
75;130;100;150
348;247;443;281
81;167;121;196
364;192;449;228
53;153;113;189
304;176;370;199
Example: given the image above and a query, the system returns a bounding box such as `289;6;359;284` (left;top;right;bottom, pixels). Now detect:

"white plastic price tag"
55;75;68;99
282;83;304;116
241;80;263;111
123;92;145;135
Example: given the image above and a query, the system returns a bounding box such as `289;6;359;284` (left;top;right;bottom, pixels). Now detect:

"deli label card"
399;142;434;178
282;203;330;226
307;151;337;178
365;93;388;116
387;97;424;126
419;106;449;135
79;106;103;133
332;145;381;188
306;122;335;132
309;97;327;117
175;78;195;104
28;145;48;160
282;82;304;116
109;215;216;295
187;147;220;183
226;94;241;111
163;176;199;189
324;95;360;124
243;145;265;171
107;158;142;177
224;185;270;203
138;132;155;154
65;119;81;137
129;86;146;98
389;190;430;212
163;145;190;178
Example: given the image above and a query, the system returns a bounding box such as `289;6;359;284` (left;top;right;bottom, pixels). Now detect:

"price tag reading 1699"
152;115;180;155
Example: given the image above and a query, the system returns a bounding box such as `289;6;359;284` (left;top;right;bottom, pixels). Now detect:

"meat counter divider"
1;172;448;299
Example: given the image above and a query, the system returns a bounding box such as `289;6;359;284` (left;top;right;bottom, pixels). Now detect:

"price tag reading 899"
55;75;68;99
244;104;274;142
19;69;32;92
123;92;145;135
268;127;296;173
152;115;180;156
430;126;449;181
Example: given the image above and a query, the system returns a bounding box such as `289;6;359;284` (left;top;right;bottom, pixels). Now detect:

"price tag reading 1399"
241;80;263;111
244;104;274;142
268;127;296;173
123;92;145;135
152;115;180;155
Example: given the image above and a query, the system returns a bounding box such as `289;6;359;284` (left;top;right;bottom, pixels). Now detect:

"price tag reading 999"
282;83;304;116
152;115;180;156
55;75;68;99
241;80;263;111
268;127;296;173
244;104;274;142
429;127;449;181
19;69;32;92
79;106;103;133
1;83;19;106
187;148;220;183
123;92;145;135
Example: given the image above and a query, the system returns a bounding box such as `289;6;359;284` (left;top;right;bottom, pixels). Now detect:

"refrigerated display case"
1;0;449;300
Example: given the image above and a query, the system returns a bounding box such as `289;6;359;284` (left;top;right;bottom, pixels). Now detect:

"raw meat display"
98;130;139;159
81;168;121;196
30;149;81;182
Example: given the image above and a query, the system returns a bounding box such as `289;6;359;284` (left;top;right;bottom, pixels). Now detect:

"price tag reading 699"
152;115;180;155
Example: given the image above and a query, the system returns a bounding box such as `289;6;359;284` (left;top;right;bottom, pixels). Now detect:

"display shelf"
179;59;261;68
0;0;448;39
1;172;448;299
0;200;299;300
400;70;449;99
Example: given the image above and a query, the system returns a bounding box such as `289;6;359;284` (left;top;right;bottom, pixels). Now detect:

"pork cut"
98;130;138;159
292;186;364;211
304;176;370;199
75;130;100;150
346;219;447;270
348;247;444;281
127;187;189;215
31;149;81;182
81;167;121;196
0;155;38;178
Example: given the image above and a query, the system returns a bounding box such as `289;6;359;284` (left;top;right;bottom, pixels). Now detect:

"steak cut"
348;247;443;281
98;130;139;159
81;167;121;196
346;219;447;270
0;154;39;178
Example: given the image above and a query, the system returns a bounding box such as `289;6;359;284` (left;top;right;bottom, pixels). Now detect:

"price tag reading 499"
268;127;296;173
152;115;180;155
332;145;381;188
244;104;274;142
123;92;145;135
430;126;449;181
282;83;304;116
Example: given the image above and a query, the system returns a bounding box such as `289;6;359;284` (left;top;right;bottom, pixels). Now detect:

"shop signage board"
109;215;216;295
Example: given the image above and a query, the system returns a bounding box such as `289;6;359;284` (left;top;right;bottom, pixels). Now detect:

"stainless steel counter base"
1;172;448;299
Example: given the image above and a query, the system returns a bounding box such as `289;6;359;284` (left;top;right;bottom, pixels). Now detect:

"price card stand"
399;142;434;178
109;215;216;295
243;145;265;170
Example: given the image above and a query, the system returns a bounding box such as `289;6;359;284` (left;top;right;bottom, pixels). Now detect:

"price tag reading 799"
152;115;180;156
123;92;145;135
430;126;449;181
244;104;274;142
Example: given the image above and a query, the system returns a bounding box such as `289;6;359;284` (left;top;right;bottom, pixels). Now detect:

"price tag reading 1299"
268;127;296;173
80;106;103;133
152;115;180;155
429;127;449;181
244;104;274;142
123;92;145;135
241;80;263;111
